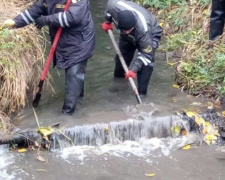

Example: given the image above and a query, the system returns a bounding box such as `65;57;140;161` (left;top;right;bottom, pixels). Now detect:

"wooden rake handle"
108;29;142;104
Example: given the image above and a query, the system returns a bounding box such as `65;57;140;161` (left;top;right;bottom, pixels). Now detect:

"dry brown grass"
0;112;14;141
0;0;53;115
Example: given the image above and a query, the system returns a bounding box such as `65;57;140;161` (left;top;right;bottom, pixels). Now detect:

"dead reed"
0;0;52;115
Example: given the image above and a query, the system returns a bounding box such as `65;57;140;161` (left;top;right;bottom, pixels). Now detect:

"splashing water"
52;113;196;165
53;113;191;148
0;145;29;180
0;145;16;180
54;136;194;165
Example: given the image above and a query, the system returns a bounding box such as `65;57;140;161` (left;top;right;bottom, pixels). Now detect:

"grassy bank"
136;0;225;100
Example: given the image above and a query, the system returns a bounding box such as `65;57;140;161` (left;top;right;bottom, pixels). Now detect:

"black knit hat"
117;10;136;31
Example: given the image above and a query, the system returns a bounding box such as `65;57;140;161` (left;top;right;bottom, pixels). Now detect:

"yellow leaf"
18;148;27;153
186;111;205;127
105;126;109;134
181;144;191;150
145;173;155;177
203;9;208;14
38;127;54;137
172;126;180;136
205;134;214;141
186;111;197;117
172;84;180;89
206;102;214;109
222;111;225;117
167;62;176;66
203;9;209;15
159;22;164;27
36;169;47;172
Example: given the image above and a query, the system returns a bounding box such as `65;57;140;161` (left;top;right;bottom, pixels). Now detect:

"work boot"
62;60;87;115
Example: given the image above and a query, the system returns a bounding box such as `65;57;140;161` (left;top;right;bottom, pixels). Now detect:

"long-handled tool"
32;0;72;108
108;29;142;104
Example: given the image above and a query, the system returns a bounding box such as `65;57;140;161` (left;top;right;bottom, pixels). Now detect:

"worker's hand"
2;19;16;28
101;22;113;33
35;16;49;29
125;70;136;80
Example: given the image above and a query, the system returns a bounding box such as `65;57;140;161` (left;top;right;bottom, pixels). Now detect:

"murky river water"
1;0;225;180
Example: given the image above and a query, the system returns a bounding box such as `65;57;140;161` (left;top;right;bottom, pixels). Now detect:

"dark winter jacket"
105;0;162;72
14;0;95;69
209;0;225;41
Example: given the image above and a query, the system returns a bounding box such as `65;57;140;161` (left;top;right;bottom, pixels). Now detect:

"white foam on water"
0;145;16;180
0;145;29;180
57;136;190;165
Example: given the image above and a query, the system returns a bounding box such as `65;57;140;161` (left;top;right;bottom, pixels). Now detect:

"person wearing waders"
209;0;225;41
3;0;95;115
101;0;162;96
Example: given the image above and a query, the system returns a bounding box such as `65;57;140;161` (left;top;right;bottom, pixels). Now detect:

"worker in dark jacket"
3;0;95;115
209;0;225;41
101;0;162;96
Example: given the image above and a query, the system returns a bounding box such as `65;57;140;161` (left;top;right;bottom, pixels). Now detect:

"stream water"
1;0;225;180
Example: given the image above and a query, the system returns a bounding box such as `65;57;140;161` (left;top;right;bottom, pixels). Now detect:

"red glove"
101;22;113;32
125;70;136;80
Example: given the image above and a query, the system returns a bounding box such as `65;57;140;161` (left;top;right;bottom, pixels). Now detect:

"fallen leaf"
28;146;35;151
206;102;214;110
159;22;164;27
181;130;187;136
205;134;215;141
37;155;46;162
181;144;191;150
214;98;221;109
105;126;109;134
203;9;209;14
172;84;180;89
35;141;40;147
38;127;54;137
18;148;27;153
36;169;47;172
222;111;225;117
167;62;176;66
145;173;155;177
171;97;177;102
172;126;180;136
190;102;202;106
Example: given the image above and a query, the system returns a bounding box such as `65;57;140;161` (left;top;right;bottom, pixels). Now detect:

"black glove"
35;16;50;29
